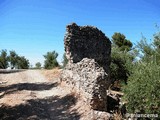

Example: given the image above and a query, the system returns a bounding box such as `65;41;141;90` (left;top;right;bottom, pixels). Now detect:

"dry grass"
113;111;123;120
40;67;62;81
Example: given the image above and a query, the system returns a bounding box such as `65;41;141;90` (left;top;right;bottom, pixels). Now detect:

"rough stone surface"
64;23;111;72
91;110;112;120
61;23;111;111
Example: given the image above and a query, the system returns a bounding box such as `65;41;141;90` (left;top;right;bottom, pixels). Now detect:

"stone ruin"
60;23;111;111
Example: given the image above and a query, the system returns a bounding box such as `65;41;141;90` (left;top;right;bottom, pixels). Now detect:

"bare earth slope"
0;70;90;120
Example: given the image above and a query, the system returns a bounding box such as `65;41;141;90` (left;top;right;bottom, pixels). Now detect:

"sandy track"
0;70;84;120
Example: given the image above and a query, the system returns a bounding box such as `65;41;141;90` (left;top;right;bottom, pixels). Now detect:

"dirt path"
0;70;84;120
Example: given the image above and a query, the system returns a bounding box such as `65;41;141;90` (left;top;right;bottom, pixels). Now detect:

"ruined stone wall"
61;23;111;111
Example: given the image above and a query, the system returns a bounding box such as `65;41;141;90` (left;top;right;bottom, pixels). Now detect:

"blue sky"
0;0;160;66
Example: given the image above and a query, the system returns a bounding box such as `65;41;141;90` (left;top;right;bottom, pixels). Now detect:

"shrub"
122;31;160;115
122;60;160;114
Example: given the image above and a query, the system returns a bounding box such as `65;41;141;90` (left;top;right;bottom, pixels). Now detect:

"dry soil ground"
0;69;92;120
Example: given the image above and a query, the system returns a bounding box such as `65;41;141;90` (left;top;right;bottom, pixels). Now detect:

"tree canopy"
44;51;59;69
9;50;18;69
0;50;30;69
16;56;30;69
112;32;133;51
0;50;8;69
35;62;41;69
110;32;134;84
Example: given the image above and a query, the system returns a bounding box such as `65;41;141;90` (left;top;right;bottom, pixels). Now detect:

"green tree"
9;50;18;69
16;56;30;69
110;33;134;84
137;36;154;61
112;32;133;51
62;53;68;68
43;51;59;69
0;49;8;69
110;47;135;84
153;32;160;49
35;62;41;69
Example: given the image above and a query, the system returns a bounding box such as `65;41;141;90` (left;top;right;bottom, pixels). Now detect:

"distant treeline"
0;50;29;69
0;50;68;69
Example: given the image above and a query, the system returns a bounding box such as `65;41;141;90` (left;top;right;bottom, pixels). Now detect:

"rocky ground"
0;69;111;120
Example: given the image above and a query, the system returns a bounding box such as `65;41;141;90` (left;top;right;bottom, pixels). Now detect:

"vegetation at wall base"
123;60;160;114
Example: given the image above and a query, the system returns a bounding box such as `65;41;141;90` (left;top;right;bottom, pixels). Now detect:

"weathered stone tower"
61;23;111;111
